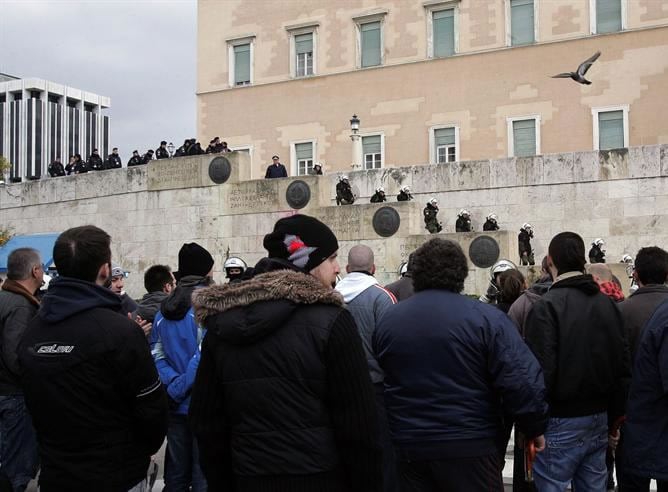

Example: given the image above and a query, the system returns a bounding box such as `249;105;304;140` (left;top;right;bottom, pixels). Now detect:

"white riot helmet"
487;213;498;222
593;238;605;248
401;186;410;193
376;187;385;194
224;257;247;279
429;198;438;206
458;209;470;217
621;254;633;264
338;175;349;182
522;223;533;232
489;259;517;281
399;261;408;277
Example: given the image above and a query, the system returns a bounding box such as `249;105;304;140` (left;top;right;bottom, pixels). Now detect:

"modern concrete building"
0;75;110;181
197;0;668;178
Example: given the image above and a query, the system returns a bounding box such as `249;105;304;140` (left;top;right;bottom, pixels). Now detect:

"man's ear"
346;265;351;274
371;264;376;275
98;262;111;287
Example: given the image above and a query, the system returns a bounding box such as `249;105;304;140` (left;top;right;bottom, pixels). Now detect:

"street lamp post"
350;114;363;171
167;142;175;158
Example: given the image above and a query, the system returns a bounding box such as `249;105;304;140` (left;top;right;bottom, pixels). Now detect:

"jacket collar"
629;284;668;298
193;269;343;325
1;279;40;307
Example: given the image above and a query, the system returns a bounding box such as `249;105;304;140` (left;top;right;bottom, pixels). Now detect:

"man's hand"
532;435;546;452
130;313;153;337
609;429;620;451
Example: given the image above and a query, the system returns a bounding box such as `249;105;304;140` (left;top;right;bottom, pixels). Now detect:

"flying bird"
551;51;601;85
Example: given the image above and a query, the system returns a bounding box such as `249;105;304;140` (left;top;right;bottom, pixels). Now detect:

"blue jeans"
163;413;207;492
534;412;608;492
0;395;39;492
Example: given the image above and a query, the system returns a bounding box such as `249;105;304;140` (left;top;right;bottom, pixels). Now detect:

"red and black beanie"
263;215;338;272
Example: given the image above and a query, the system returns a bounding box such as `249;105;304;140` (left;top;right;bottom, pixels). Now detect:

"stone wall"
1;146;666;298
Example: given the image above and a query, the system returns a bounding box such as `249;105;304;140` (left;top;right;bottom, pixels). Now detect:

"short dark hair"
7;248;41;281
53;225;111;282
144;264;173;293
548;232;586;276
634;246;668;285
112;147;118;151
498;269;526;304
412;238;468;293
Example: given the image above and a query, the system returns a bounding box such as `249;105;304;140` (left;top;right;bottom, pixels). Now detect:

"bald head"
587;263;613;284
346;245;375;274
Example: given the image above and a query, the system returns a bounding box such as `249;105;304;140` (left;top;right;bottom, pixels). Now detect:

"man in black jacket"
155;141;170;160
525;231;630;492
107;148;122;169
128;150;143;166
47;157;65;177
18;225;169;492
133;264;176;324
88;149;104;171
190;214;382;492
142;149;154;164
264;155;288;179
0;248;43;491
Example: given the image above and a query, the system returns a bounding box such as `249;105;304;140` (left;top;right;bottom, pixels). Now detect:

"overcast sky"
0;0;196;160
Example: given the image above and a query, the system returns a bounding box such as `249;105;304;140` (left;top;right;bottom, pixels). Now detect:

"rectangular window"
295;33;314;77
362;135;382;169
596;0;622;33
512;119;537;157
361;21;381;68
510;0;535;46
234;44;251;86
433;9;455;57
434;127;456;163
598;110;624;150
295;142;314;175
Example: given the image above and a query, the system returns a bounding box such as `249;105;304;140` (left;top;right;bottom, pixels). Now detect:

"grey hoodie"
335;272;396;383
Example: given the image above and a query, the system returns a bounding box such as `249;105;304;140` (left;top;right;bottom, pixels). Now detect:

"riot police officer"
483;213;500;231
423;198;443;233
336;175;355;205
455;209;473;232
370;187;386;203
479;259;518;304
589;238;606;263
518;223;535;265
397;186;413;202
224;257;247;284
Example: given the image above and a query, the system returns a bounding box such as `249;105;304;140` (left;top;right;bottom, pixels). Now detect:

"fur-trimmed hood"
192;270;343;345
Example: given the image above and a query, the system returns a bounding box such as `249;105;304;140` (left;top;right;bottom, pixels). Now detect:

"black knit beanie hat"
176;242;214;279
263;215;338;272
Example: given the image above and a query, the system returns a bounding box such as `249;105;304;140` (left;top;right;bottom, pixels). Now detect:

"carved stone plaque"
372;207;401;238
208;156;232;184
285;180;311;209
469;235;500;268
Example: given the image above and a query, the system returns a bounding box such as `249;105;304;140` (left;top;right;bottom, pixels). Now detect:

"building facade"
197;0;668;178
0;75;110;181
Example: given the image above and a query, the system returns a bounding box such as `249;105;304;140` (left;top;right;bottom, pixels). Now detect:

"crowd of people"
46;137;234;177
0;216;666;492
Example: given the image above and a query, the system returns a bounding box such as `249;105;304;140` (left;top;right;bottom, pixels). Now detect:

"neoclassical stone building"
197;0;668;177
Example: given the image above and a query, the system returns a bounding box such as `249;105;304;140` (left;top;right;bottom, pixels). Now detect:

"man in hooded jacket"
17;225;168;492
150;243;214;492
190;214;382;492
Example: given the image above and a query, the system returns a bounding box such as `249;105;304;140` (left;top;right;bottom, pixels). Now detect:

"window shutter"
434;127;456;147
295;33;313;55
513;119;536;157
433;9;455;57
295;142;313;160
234;44;251;84
361;22;381;67
596;0;622;33
510;0;534;46
362;135;381;154
598;111;624;150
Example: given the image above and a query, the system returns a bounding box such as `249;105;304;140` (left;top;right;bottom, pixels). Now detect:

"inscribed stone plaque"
372;207;401;237
468;235;500;268
208;156;232;184
148;158;202;191
285;180;311;209
221;180;279;215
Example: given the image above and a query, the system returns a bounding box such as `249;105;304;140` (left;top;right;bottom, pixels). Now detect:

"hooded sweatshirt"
335;272;396;383
18;276;168;491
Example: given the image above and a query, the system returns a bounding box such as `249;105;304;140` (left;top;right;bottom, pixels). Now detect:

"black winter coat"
88;154;104;171
128;155;143;166
589;245;606;263
155;147;170;159
190;265;382;492
18;277;168;492
455;216;471;232
48;161;66;177
107;154;122;169
518;230;532;256
525;274;631;424
483;219;499;231
619;285;668;359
